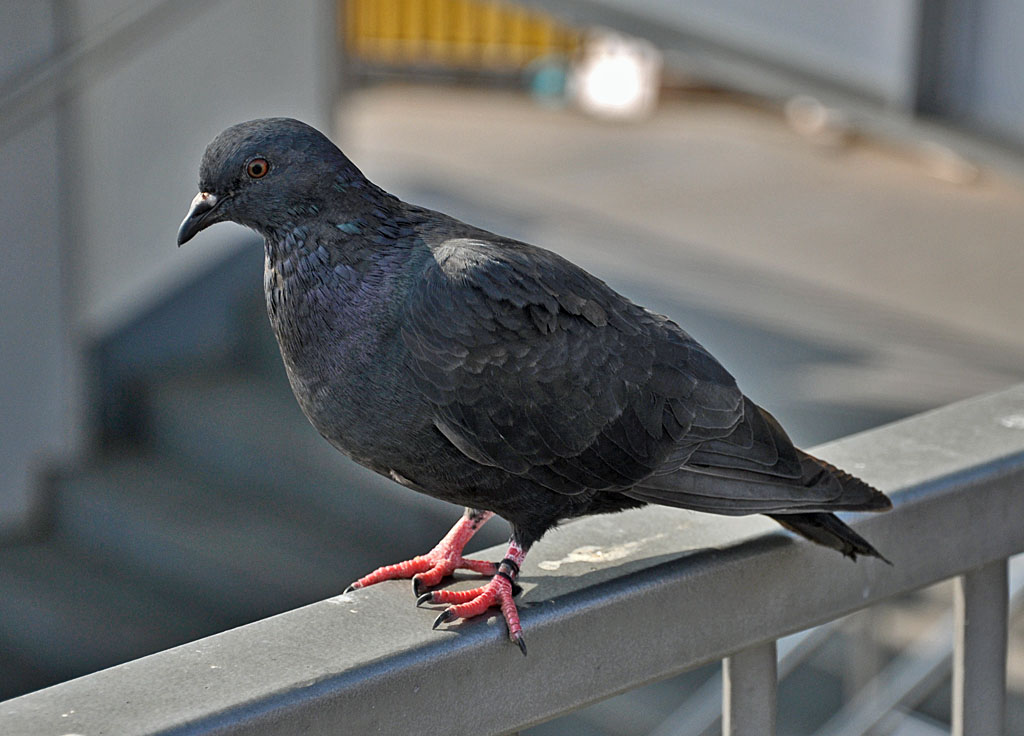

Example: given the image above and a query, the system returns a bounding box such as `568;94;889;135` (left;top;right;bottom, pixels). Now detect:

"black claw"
343;583;358;594
514;636;527;656
416;592;435;607
411;577;423;597
432;609;455;630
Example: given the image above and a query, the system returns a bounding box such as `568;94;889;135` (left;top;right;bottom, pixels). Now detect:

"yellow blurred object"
343;0;579;71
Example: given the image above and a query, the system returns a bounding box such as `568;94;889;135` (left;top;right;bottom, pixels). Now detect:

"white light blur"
571;29;662;121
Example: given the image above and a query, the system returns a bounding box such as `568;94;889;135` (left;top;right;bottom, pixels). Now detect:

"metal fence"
4;384;1024;735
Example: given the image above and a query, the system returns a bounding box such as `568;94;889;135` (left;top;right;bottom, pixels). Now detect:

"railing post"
723;640;777;736
953;558;1008;736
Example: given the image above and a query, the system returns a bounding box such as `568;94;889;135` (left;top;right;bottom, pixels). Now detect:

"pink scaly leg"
344;508;496;596
418;538;529;655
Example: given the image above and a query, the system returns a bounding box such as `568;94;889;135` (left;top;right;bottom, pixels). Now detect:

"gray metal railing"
3;385;1024;735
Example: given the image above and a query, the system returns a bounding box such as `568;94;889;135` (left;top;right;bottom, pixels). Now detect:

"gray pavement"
337;85;1024;445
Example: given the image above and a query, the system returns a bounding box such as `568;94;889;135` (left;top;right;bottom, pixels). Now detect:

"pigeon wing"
403;238;745;496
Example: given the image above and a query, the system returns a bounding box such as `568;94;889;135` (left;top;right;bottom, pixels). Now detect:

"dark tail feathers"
769;511;892;563
796;449;892;512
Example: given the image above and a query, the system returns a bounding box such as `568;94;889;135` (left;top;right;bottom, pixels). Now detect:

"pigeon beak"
177;191;221;246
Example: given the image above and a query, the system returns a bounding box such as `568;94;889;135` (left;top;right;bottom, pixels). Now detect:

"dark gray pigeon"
178;117;891;654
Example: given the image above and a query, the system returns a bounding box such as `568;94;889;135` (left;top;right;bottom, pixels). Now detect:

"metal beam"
953;559;1008;736
723;641;777;736
3;385;1024;735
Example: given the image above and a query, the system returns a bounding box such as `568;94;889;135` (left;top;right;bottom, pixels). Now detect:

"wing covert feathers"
405;238;744;494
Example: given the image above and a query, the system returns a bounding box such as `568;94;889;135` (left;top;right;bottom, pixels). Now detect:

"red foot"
345;510;496;596
422;574;526;655
418;540;528;654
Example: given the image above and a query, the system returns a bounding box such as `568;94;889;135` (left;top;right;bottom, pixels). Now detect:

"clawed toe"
344;510;500;597
432;609;456;630
346;518;529;655
419;573;525;652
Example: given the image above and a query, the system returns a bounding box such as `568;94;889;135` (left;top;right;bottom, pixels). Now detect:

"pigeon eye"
246;158;269;179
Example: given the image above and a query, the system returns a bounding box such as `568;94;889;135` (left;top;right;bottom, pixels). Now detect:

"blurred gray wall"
539;0;1024;147
613;0;920;104
0;4;73;535
0;0;339;533
944;0;1024;144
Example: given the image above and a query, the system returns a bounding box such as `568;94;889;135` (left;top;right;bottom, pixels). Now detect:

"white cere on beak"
192;191;217;209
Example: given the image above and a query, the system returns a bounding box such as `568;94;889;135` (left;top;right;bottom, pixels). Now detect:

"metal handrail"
649;530;1024;736
3;385;1023;735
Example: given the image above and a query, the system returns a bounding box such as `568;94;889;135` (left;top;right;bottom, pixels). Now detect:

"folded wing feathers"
630;400;888;513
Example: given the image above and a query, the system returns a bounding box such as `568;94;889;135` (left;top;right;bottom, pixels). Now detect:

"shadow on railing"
4;385;1024;735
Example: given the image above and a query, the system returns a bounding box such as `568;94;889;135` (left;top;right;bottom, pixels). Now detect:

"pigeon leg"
345;508;496;596
419;538;529;654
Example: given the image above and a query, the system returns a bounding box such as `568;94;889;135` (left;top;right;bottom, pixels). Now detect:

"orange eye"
246;158;269;178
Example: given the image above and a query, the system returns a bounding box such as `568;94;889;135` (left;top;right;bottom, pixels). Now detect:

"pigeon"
178;117;891;655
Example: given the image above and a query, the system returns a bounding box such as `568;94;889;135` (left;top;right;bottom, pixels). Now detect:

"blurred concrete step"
146;372;509;553
0;541;221;689
53;455;375;619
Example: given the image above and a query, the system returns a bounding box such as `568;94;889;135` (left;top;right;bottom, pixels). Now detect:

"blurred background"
2;1;1023;733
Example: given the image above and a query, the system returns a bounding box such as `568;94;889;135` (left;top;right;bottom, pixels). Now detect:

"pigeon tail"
769;511;891;562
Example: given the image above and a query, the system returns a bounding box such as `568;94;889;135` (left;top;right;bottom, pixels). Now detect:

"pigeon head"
177;117;362;245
